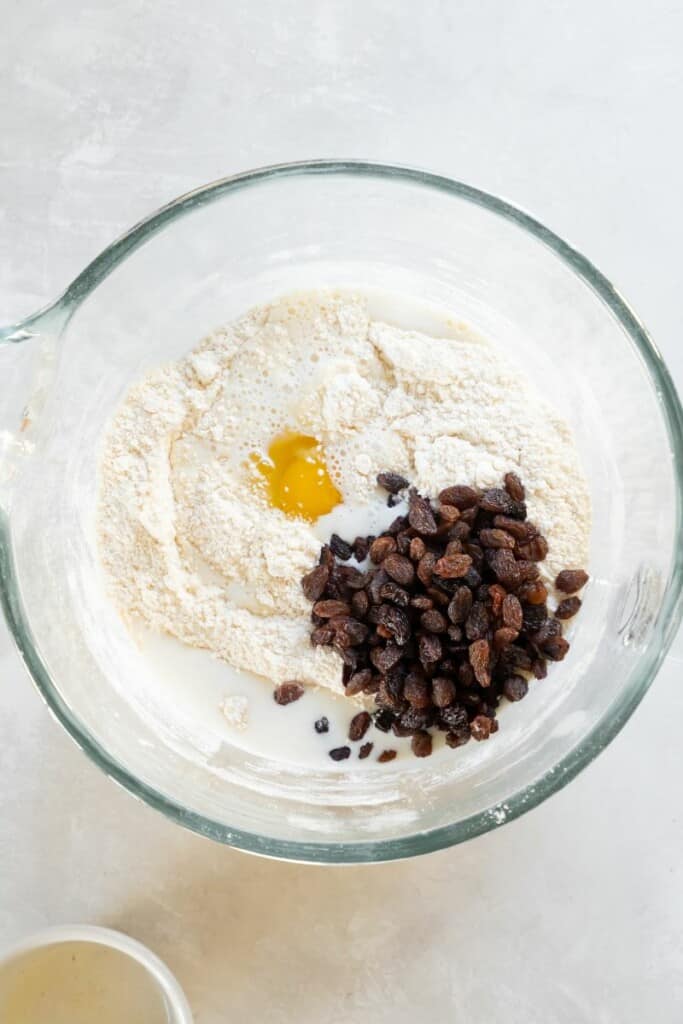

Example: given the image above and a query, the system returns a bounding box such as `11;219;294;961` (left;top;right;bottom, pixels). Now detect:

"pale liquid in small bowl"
0;942;171;1024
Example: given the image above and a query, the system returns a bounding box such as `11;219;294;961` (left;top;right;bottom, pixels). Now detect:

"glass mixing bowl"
1;161;681;863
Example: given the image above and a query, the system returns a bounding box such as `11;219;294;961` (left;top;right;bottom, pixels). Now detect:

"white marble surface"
1;2;683;1020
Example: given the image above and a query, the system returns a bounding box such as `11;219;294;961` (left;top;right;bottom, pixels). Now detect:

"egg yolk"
253;432;342;522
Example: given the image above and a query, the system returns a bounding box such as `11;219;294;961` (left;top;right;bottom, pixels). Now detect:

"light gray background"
1;3;682;1021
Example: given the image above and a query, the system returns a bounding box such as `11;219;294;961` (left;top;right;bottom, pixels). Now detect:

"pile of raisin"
301;472;588;760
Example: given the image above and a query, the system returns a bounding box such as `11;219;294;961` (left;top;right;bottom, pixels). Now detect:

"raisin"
469;638;491;687
448;586;473;624
396;531;412;555
345;669;373;696
522;602;548;633
418;632;442;666
379;581;410;607
359;742;374;759
445;539;464;556
373;709;394;733
367;567;390;604
400;707;434;732
517;580;548;606
404;672;432;709
273;681;305;705
301;564;330;602
417;551;438;586
459;662;475;687
556;596;581;619
351;590;370;619
387;515;409;536
492;515;537;541
479;528;516;550
470;715;494;741
377;749;397;762
465;602;489;641
383;552;415;586
432;676;457;707
479;487;515;515
504;472;526;501
447;624;464;643
501;593;523;631
485;548;521;589
543;636;570;661
377;471;409;494
503;675;528;702
440;703;469;731
314;716;330;733
433;553;473;578
494;626;519;648
311;624;334;646
377;604;411;645
532;659;548;679
312;599;351;619
438;504;461;527
370;643;404;673
421;609;448;633
411;731;433;757
352;535;371;561
426;586;450;607
411;594;434;611
439;485;479;509
330;534;353;561
330;616;368;648
349;711;372;741
369;535;397;563
408;488;438;535
329;746;351;761
445;728;471;748
517;535;549;561
409;536;427;561
556;569;589;594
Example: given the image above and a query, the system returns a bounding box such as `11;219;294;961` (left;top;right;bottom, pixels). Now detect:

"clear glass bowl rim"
1;159;682;863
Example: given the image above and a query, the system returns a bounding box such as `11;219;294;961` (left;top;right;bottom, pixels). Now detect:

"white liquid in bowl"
0;942;171;1024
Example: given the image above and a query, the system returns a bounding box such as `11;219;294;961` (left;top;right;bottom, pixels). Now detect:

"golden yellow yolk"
253;432;342;522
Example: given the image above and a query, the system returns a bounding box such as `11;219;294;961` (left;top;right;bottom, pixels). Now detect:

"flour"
98;291;590;696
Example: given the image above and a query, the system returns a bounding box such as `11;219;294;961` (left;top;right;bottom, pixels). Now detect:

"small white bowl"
0;924;193;1023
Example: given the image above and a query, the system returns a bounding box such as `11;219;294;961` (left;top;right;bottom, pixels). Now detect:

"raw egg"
253;432;341;522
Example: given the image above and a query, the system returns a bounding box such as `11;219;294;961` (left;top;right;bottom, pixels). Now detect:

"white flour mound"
98;291;590;694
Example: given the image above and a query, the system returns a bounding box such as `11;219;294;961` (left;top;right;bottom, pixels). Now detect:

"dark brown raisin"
465;602;489;641
448;586;473;624
556;569;589;594
367;567;390;604
417;551;438;586
411;731;433;757
501;593;523;631
387;515;409;536
504;472;525;501
503;675;529;702
373;709;394;732
345;669;373;696
377;604;411;645
439;485;479;509
426;586;450;607
493;515;537;541
432;676;457;708
469;638;491;687
522;603;548;633
314;717;330;733
433;553;473;579
408;488;438;535
349;711;372;741
330;616;369;648
447;624;463;643
418;632;442;666
312;599;351;619
445;539;464;556
330;534;353;560
446;728;471;748
311;625;335;646
543;636;570;661
532;659;548;679
369;535;397;563
421;609;448;633
460;506;478;525
485;548;521;589
301;564;330;602
383;552;415;586
479;487;515;515
404;671;431;709
494;626;519;648
438;503;461;527
516;535;549;562
319;544;335;569
377;471;409;494
329;746;351;761
359;742;374;759
378;749;397;762
351;590;370;619
459;662;475;687
335;565;367;591
379;581;410;607
517;580;548;606
411;594;434;612
479;528;516;550
274;681;305;705
396;531;412;555
556;596;582;619
440;703;469;731
352;535;371;561
370;642;404;673
470;715;494;741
